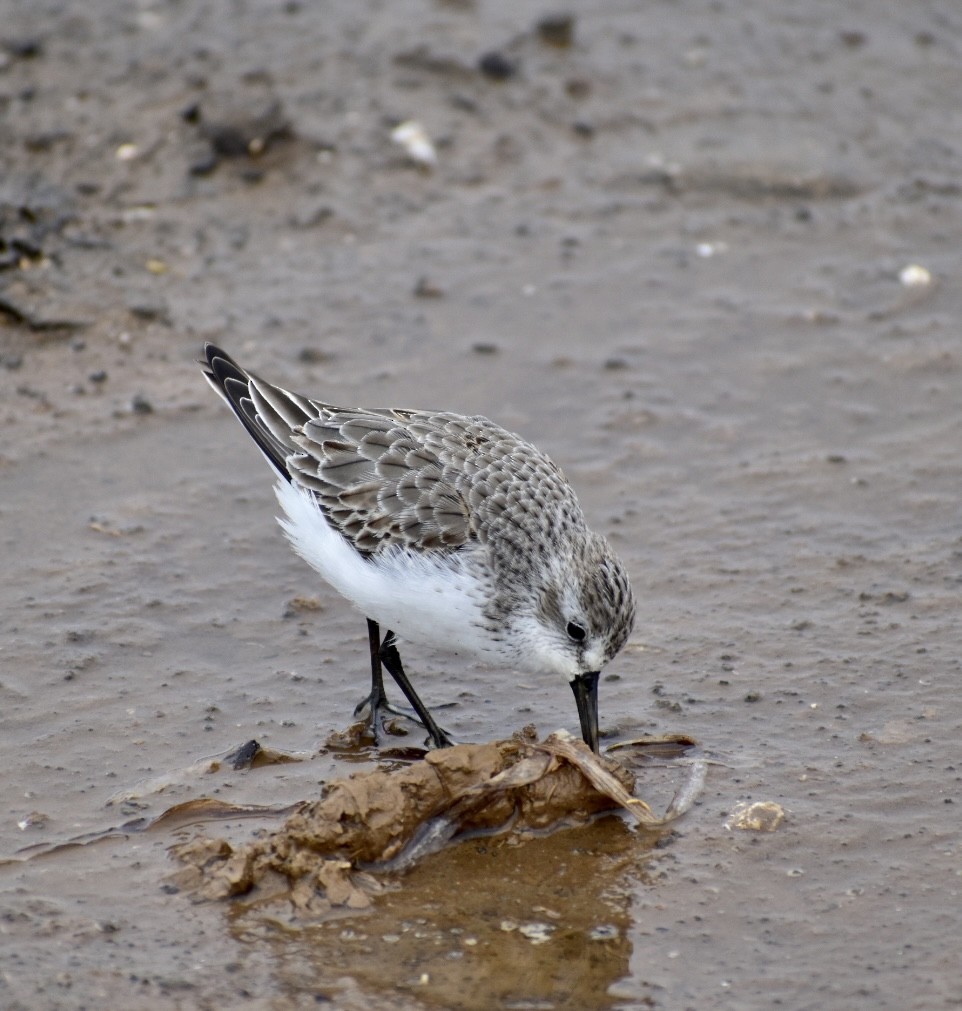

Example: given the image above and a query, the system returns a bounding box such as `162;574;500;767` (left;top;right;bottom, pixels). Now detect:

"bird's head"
514;532;635;752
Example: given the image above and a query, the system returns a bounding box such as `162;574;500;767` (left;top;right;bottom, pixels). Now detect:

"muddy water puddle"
230;817;652;1011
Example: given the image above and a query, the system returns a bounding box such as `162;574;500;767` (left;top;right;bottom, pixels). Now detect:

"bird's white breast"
274;480;493;655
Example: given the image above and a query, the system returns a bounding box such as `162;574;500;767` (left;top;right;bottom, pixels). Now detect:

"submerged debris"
172;731;703;917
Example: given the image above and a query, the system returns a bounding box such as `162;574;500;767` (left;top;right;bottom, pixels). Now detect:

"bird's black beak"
570;670;600;753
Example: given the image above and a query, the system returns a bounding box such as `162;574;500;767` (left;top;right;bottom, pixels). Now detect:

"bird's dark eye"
566;621;587;643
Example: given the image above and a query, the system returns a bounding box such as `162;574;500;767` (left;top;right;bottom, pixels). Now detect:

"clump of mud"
172;730;692;919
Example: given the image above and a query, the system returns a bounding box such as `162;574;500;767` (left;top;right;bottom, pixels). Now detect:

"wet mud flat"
2;0;962;1008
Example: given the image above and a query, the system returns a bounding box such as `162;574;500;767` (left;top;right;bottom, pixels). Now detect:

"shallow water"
2;0;962;1007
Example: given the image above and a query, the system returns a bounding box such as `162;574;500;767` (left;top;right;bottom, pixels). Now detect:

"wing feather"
201;342;577;558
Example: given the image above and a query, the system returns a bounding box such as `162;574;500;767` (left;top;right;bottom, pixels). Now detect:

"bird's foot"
353;692;455;750
352;693;414;745
426;727;457;750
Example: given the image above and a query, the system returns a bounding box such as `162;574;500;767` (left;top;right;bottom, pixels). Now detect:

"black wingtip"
199;343;293;483
201;342;244;387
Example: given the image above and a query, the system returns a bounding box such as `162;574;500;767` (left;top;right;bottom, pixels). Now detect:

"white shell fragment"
898;263;932;287
17;811;49;831
725;800;786;832
696;241;728;258
518;922;555;945
390;120;437;168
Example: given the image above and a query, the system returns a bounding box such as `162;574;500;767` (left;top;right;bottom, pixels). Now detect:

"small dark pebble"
479;51;517;81
297;347;332;364
189;152;219;177
128;303;168;323
537;14;575;48
227;739;262;770
241;67;274;87
826;453;847;464
839;30;867;48
604;356;629;370
131;393;153;415
23;131;71;154
205;124;250;158
180;102;202;124
565;77;591;99
3;37;43;59
572;121;595;138
13;236;43;260
201;101;292;159
290;205;333;229
450;93;478;113
89;370;108;384
744;691;762;703
413;276;444;298
472;342;499;355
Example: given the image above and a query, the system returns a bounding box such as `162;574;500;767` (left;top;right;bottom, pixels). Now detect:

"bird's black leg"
353;618;414;742
364;617;389;710
379;630;455;750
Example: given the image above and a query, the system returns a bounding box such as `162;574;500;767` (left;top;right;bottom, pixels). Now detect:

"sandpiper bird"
201;344;635;752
